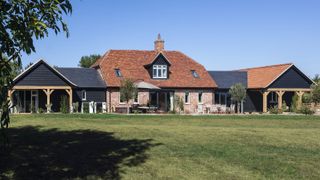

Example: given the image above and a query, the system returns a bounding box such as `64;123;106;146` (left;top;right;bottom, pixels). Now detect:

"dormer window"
153;65;167;78
115;69;122;77
191;70;199;78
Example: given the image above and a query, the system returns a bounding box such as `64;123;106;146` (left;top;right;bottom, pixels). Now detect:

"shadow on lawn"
0;126;160;179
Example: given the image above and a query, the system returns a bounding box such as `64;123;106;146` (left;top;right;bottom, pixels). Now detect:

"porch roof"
134;81;160;89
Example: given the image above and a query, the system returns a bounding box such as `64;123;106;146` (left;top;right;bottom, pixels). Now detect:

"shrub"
73;102;79;113
60;95;69;114
45;103;52;113
303;93;312;103
282;101;288;112
299;105;315;115
290;94;299;112
269;106;282;114
311;83;320;105
82;102;89;113
174;95;184;114
38;108;45;114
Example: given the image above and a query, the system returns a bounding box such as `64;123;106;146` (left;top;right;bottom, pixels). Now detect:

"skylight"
115;69;122;77
191;70;199;78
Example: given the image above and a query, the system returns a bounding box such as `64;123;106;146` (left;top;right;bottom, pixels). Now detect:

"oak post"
262;91;270;113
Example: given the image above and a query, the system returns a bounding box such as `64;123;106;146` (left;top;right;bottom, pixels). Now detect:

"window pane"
221;94;226;105
185;92;189;103
150;92;157;106
82;91;86;100
120;92;125;103
198;92;203;103
158;68;162;77
153;68;157;77
215;93;220;104
134;93;138;103
162;68;167;78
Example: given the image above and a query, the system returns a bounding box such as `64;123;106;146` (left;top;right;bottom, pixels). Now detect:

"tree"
78;54;101;68
311;83;320;105
120;79;137;114
0;0;72;146
229;83;246;114
313;74;320;84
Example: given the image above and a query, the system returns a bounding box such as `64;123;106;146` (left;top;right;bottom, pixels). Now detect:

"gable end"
268;66;313;89
13;61;75;87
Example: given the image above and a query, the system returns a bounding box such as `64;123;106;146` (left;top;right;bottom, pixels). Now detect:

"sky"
22;0;320;77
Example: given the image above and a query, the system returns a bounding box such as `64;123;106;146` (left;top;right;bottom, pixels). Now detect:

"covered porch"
261;88;311;113
8;86;73;113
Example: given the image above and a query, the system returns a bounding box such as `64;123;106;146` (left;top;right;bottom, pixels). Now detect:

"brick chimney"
154;33;164;51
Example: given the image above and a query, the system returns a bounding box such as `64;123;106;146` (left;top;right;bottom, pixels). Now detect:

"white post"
102;102;107;113
89;101;94;113
170;92;174;111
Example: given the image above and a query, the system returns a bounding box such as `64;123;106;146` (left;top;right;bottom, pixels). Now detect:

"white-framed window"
185;91;190;104
119;92;125;104
153;65;167;78
198;91;203;104
134;92;139;104
82;90;86;101
215;92;227;105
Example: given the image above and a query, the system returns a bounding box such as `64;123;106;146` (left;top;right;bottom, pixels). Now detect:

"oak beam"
43;89;54;113
267;88;311;92
296;91;304;110
276;91;285;110
262;91;270;113
65;89;73;113
13;86;71;90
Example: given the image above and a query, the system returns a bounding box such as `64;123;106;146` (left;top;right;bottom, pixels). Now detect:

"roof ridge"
240;63;293;70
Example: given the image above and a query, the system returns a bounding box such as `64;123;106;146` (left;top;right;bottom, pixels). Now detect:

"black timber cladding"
56;68;106;88
74;89;106;102
14;62;70;86
268;66;313;88
208;71;248;89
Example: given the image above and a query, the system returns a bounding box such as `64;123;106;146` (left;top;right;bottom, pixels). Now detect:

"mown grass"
1;114;320;179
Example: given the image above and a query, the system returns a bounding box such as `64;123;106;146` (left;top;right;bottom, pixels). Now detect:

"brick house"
8;35;314;114
91;34;217;113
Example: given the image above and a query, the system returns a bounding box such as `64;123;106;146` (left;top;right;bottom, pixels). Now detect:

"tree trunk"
127;101;130;114
237;102;240;114
241;100;244;114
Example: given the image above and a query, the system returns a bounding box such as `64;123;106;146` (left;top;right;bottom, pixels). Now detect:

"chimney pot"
154;33;164;51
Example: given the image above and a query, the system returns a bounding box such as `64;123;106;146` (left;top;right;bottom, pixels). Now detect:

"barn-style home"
8;35;314;114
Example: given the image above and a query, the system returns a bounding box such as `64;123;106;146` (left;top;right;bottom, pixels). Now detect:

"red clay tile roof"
92;50;217;88
239;63;293;89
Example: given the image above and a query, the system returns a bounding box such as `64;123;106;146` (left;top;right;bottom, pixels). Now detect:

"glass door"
31;90;39;113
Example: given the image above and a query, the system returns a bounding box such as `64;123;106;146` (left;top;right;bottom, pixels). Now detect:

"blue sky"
22;0;320;77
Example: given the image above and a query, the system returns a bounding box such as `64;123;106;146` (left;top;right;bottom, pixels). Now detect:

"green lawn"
1;114;320;179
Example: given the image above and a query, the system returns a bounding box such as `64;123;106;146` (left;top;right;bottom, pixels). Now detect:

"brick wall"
107;88;214;113
175;89;213;113
107;88;149;112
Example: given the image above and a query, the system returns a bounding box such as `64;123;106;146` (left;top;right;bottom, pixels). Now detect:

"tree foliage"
78;54;101;68
0;0;72;134
313;74;320;84
311;83;320;105
229;83;246;113
120;79;137;114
